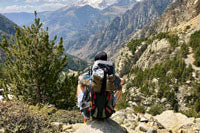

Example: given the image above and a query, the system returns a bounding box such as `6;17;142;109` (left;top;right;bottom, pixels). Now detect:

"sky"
0;0;77;13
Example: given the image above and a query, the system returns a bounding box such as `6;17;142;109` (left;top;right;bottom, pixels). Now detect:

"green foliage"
0;63;5;79
0;12;78;109
168;34;179;48
134;105;145;114
50;110;83;124
115;92;130;110
127;38;146;55
29;104;83;124
190;30;200;67
180;43;189;58
153;32;169;40
65;54;88;71
130;57;193;111
193;47;200;66
53;73;78;109
0;101;59;133
149;32;179;48
181;109;200;118
148;104;164;116
185;82;200;116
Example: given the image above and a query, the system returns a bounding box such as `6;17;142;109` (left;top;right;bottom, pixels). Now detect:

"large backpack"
80;60;116;120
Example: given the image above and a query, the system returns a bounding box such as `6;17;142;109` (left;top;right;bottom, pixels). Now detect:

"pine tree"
0;12;77;108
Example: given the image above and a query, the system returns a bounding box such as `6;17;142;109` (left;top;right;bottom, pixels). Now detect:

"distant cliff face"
66;0;172;60
136;0;200;38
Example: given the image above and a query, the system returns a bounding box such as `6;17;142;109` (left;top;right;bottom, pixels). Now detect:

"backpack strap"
101;68;107;95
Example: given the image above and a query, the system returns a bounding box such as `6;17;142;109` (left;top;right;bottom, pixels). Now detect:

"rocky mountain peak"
77;0;138;9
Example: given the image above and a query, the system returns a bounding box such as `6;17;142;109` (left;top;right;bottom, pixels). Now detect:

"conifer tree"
0;12;77;108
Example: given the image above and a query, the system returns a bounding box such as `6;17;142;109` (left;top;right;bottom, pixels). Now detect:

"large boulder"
154;110;194;131
75;119;127;133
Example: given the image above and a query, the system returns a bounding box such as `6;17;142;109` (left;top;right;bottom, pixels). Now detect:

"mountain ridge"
66;0;173;60
0;14;15;62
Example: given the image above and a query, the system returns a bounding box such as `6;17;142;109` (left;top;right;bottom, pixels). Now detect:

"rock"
136;123;149;132
147;128;157;133
126;114;137;121
178;128;194;133
75;119;127;133
161;98;167;103
154;110;194;131
111;111;126;124
51;122;63;129
71;123;83;132
144;113;154;121
195;118;200;124
0;95;3;101
157;129;170;133
0;128;4;133
62;124;72;131
140;117;149;123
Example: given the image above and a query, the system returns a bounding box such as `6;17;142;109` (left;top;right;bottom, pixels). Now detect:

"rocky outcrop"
136;39;171;70
115;47;134;77
154;110;195;132
137;0;200;38
51;119;127;133
115;38;171;76
75;119;127;133
111;108;200;133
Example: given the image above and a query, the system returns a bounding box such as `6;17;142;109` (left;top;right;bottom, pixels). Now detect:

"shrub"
154;32;169;40
0;12;78;109
151;32;179;48
148;104;163;116
0;101;59;133
29;105;83;124
180;43;189;58
190;30;200;67
181;109;200;118
50;110;83;124
134;105;145;114
194;47;200;66
127;38;146;55
185;25;191;30
140;84;153;96
115;92;130;110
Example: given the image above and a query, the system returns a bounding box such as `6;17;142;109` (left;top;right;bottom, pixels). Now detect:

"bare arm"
76;81;85;98
114;78;124;106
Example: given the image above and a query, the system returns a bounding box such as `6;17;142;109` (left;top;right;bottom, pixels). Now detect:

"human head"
94;51;107;61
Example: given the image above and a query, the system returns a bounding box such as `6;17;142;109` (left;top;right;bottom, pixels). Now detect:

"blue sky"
0;0;77;13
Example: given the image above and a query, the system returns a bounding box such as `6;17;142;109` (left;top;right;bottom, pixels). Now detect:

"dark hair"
94;51;107;61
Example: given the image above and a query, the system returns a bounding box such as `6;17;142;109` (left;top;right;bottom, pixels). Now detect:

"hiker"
77;51;124;122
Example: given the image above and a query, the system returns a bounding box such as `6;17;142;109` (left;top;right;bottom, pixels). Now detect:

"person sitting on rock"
77;51;124;122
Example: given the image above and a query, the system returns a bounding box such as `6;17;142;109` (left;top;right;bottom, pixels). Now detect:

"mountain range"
0;14;87;71
66;0;173;59
3;0;138;60
4;0;172;61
